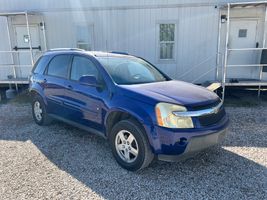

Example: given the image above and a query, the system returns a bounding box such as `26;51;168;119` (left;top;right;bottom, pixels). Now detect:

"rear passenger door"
64;55;108;132
43;54;71;117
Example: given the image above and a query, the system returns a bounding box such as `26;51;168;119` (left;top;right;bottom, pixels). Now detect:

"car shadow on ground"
0;104;266;199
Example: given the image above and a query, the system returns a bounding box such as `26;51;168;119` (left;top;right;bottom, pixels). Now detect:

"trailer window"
159;24;175;60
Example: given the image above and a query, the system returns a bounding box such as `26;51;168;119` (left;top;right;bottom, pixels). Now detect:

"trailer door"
228;19;260;79
14;25;41;78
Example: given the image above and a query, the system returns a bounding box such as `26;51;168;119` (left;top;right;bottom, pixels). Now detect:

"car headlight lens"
155;102;194;128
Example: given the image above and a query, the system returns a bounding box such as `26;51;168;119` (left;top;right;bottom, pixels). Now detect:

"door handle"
37;78;46;84
67;85;73;90
256;42;259;48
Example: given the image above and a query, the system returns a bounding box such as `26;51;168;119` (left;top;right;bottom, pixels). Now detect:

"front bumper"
149;114;229;161
157;128;227;162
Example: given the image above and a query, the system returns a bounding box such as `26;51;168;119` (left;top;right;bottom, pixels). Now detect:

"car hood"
118;80;220;107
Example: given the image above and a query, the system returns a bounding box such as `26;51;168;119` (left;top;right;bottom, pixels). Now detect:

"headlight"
155;102;194;128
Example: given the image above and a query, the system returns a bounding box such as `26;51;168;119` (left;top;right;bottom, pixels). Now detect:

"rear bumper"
157;128;227;162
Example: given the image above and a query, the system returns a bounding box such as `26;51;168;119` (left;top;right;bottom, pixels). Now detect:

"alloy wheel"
34;101;43;121
115;130;139;163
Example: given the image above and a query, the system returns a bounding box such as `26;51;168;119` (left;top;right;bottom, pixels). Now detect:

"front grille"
191;99;221;111
198;107;226;127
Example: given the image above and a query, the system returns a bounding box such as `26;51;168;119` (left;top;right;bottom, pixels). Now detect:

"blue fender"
104;97;158;152
29;83;48;105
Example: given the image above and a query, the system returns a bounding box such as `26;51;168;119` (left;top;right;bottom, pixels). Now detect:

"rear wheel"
109;119;154;171
32;95;52;126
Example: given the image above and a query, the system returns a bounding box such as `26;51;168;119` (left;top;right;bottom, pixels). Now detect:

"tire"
109;119;154;171
32;95;52;126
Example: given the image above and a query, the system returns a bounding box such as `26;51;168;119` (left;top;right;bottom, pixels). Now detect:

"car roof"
43;49;135;58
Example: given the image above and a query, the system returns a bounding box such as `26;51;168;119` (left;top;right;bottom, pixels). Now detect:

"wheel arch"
105;109;143;135
29;87;47;105
104;107;156;152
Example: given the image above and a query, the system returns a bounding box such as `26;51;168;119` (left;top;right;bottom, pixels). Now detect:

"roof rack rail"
48;48;85;51
109;51;129;55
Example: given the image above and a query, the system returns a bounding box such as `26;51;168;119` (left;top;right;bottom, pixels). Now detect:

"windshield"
97;56;167;85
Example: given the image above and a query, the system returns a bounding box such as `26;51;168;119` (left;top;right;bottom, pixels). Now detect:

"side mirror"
79;75;102;87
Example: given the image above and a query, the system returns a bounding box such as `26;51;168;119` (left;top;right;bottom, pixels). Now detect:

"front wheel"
109;119;154;171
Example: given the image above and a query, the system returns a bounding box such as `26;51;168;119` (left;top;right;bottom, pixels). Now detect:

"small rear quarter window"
32;55;50;74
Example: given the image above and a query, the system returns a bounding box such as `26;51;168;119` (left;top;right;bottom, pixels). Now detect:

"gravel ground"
0;102;266;200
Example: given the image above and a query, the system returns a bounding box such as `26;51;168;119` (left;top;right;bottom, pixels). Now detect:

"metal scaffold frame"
0;11;47;90
221;1;267;100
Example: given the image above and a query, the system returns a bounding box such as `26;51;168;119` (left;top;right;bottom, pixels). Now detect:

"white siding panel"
0;0;254;12
0;17;13;80
44;12;75;48
176;6;219;82
0;5;221;82
0;0;265;83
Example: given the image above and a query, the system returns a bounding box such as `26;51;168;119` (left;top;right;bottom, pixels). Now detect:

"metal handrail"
0;50;43;53
0;64;32;67
220;1;267;100
0;11;47;91
228;47;267;51
227;64;267;67
178;54;218;79
192;67;217;83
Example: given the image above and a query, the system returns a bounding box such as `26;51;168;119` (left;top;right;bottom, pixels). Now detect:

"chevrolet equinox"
29;49;229;171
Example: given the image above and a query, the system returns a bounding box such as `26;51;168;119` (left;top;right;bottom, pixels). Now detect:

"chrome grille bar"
172;101;223;117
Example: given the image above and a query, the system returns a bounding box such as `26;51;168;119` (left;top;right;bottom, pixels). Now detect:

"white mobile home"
0;0;267;95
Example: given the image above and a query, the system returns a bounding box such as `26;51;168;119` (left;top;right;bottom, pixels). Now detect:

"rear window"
47;55;71;78
32;55;50;74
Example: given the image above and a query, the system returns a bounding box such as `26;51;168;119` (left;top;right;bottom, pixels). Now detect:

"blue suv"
29;49;229;171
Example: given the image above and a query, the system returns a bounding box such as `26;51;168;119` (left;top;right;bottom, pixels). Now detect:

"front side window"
47;55;71;78
159;24;175;60
70;56;98;81
97;56;167;85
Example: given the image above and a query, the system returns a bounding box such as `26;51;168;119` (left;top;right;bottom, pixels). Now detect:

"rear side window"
32;55;50;74
47;55;71;78
70;56;98;81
